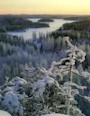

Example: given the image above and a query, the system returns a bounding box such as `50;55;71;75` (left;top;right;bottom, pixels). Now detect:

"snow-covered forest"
0;16;90;116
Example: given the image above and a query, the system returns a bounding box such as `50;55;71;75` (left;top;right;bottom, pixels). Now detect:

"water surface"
8;19;73;40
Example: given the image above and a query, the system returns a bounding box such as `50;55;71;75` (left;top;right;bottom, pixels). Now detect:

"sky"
0;0;90;15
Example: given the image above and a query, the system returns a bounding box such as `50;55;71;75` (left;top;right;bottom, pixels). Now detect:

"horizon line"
0;13;90;16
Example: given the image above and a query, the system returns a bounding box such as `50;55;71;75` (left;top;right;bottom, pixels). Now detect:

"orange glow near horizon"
0;0;90;15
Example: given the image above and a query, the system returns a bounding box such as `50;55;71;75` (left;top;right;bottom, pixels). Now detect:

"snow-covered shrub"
24;69;66;116
0;77;27;116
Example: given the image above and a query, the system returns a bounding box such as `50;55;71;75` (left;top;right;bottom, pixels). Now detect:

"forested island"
38;18;54;22
0;15;90;116
0;15;49;32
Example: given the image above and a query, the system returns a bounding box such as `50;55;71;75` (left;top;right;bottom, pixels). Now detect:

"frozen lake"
8;18;73;40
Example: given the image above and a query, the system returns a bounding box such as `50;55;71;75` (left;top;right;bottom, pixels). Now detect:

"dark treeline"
38;18;54;22
60;20;90;31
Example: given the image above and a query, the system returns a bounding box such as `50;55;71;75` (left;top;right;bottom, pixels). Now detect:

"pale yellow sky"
0;0;90;15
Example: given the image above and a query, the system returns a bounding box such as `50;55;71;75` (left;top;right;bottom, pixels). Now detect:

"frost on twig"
64;37;86;63
49;37;86;74
64;82;87;90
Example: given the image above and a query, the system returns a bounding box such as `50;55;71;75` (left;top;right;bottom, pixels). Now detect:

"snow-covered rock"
0;110;11;116
43;113;68;116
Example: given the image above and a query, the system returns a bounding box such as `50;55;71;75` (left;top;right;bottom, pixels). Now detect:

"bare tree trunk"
67;65;73;116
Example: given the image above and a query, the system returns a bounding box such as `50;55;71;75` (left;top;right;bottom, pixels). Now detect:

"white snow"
43;113;68;116
0;110;11;116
